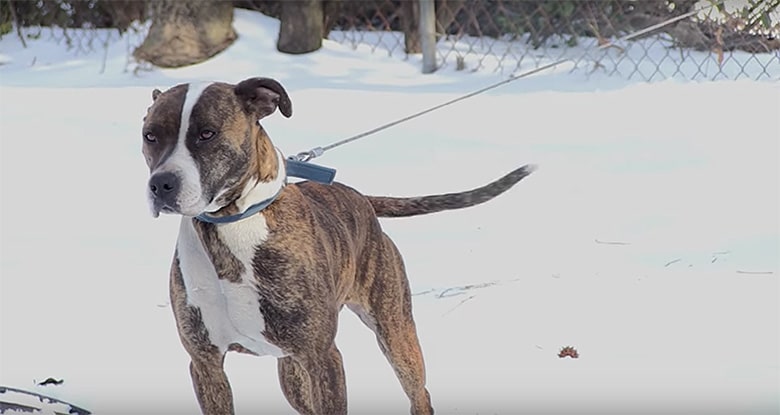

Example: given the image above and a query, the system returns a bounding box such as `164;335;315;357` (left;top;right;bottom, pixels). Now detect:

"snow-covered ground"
1;8;778;415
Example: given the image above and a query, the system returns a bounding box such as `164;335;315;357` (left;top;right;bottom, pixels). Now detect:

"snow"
1;8;778;415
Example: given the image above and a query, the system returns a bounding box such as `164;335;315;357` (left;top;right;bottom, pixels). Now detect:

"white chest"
176;216;286;357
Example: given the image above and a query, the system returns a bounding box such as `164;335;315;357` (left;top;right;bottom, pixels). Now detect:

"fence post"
419;0;437;73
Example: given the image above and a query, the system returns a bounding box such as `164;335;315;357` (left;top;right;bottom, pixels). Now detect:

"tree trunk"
322;0;344;37
435;0;464;35
401;0;421;54
133;0;236;68
278;0;324;54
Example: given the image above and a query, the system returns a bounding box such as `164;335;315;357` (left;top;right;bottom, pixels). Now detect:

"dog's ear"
234;77;292;120
152;89;162;101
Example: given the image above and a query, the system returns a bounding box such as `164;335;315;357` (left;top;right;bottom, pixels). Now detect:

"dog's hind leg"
349;235;434;415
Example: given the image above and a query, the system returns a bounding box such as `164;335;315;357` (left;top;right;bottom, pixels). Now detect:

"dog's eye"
144;132;157;143
199;130;216;141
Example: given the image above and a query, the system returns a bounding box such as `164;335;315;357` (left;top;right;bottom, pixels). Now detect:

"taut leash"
290;5;711;164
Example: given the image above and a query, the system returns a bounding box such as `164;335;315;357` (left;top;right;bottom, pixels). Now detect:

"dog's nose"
149;172;179;196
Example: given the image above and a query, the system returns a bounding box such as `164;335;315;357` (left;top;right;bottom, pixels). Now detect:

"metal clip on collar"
291;146;325;162
286;146;336;185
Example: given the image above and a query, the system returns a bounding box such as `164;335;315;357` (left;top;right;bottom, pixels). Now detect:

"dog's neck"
202;131;286;220
235;148;286;214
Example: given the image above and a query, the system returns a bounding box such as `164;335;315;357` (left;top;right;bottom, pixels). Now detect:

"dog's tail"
367;164;535;218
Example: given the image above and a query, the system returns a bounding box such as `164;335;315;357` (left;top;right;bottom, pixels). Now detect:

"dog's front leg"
170;256;234;414
301;344;348;415
189;355;234;415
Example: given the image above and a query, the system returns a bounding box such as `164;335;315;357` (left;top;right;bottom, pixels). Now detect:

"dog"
142;77;534;415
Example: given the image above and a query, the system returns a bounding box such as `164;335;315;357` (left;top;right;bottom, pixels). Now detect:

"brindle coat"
142;77;534;415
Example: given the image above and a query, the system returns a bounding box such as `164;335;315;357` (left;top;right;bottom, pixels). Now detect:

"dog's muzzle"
148;171;180;217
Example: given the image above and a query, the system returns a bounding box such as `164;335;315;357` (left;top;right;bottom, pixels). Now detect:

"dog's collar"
195;157;336;224
195;187;283;224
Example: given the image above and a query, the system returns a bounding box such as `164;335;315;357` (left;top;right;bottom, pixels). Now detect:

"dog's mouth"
151;203;174;218
150;194;213;218
149;195;180;218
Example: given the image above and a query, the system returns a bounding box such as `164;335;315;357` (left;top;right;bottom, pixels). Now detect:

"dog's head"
141;77;292;217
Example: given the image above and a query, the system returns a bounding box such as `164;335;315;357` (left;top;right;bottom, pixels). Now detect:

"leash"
290;4;711;163
207;4;712;224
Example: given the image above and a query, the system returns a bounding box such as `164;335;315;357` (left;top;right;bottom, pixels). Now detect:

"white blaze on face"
150;82;213;216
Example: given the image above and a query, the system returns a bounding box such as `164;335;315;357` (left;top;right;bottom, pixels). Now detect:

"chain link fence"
1;0;142;50
2;0;778;80
0;0;149;72
324;0;779;80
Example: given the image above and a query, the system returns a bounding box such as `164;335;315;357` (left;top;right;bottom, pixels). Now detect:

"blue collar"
195;187;283;224
195;159;336;224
